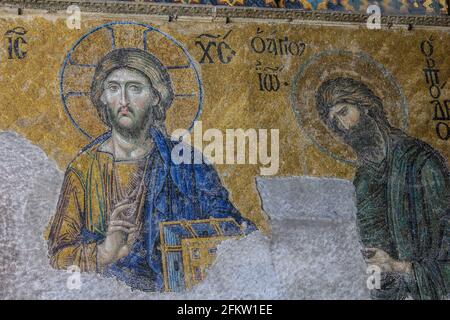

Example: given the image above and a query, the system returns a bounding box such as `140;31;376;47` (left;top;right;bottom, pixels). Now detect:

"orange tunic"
46;142;148;272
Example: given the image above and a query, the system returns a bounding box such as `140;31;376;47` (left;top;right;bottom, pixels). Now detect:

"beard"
107;105;154;140
339;114;386;164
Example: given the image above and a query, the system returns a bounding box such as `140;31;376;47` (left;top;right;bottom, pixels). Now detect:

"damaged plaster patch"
0;131;370;299
0;131;153;299
0;131;278;299
256;176;370;299
194;231;283;299
256;176;358;223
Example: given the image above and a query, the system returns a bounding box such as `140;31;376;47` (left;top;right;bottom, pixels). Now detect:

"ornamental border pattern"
1;0;450;27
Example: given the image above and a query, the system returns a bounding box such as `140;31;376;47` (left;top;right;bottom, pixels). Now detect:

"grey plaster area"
0;131;370;299
256;176;370;299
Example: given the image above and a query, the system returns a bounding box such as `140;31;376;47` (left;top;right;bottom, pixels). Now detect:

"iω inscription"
195;30;236;64
255;61;288;92
420;36;450;141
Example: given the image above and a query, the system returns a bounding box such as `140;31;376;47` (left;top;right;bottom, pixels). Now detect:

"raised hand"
97;197;140;267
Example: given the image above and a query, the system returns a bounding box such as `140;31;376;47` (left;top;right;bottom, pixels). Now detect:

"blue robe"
47;127;256;292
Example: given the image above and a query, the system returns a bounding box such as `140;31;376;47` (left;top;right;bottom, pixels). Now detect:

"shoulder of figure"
420;146;450;178
168;137;215;169
167;137;224;192
394;133;448;173
66;141;103;176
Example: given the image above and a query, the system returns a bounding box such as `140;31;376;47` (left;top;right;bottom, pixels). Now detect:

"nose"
335;115;351;131
119;87;129;107
329;114;345;132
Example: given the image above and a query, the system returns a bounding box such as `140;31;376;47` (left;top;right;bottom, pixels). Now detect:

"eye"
338;106;349;116
108;84;119;92
128;84;142;93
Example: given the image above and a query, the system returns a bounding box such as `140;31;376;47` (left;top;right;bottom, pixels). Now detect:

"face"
327;103;386;163
328;103;361;132
101;68;159;136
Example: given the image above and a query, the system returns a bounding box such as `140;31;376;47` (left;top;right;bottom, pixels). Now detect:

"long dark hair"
315;77;394;132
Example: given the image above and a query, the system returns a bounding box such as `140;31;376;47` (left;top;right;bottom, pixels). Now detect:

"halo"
60;21;203;141
290;50;409;166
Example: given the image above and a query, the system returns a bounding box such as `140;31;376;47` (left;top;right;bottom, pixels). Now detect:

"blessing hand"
97;198;140;267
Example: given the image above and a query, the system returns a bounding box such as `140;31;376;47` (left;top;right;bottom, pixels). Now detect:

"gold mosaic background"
0;14;449;232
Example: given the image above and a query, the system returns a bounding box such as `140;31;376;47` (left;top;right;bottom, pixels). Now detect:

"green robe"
354;131;450;300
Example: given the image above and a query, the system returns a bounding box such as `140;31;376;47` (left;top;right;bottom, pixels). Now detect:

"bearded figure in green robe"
315;77;450;300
